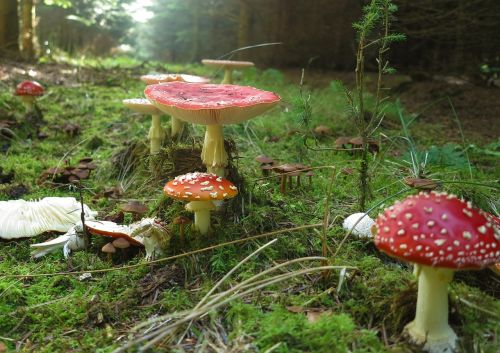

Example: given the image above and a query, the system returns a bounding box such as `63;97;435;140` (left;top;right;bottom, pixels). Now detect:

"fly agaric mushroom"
15;80;44;111
141;74;210;139
372;191;500;353
123;98;165;154
201;59;254;84
164;172;238;235
145;82;280;177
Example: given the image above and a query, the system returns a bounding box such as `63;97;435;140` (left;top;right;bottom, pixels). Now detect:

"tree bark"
237;0;250;58
21;0;36;60
0;0;19;53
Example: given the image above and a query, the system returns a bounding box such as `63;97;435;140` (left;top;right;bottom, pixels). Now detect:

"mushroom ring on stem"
140;74;210;139
123;98;165;154
164;172;238;235
145;82;280;177
372;191;499;353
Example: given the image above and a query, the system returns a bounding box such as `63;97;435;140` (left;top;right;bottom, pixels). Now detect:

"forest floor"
0;57;499;353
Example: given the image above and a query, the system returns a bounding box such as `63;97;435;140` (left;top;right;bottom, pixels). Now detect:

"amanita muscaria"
145;82;280;177
372;191;499;353
164;172;238;235
15;80;44;111
140;73;210;139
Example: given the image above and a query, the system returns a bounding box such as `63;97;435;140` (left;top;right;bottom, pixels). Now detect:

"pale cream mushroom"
123;98;165;154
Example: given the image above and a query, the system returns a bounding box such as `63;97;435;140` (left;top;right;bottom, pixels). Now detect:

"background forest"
0;1;499;353
1;0;500;72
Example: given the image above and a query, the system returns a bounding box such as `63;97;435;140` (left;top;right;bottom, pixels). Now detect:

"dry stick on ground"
2;223;323;279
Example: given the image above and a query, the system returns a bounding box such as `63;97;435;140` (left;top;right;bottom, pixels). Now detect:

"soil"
281;68;500;144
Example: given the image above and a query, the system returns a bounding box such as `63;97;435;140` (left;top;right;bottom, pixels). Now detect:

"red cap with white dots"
373;191;500;269
164;172;238;201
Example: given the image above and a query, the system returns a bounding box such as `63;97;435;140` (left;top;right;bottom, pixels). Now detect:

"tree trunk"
237;0;250;58
21;0;36;60
0;0;19;53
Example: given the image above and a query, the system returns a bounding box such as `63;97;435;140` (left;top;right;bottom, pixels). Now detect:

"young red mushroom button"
372;191;499;353
145;82;280;177
15;80;44;111
164;172;238;235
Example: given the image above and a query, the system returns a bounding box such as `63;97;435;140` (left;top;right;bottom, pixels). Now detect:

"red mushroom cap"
85;220;144;246
374;191;500;269
164;172;238;202
15;81;44;96
144;82;280;125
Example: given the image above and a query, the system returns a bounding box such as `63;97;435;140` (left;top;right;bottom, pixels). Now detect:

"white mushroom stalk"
0;197;97;239
123;98;166;154
202;124;228;175
185;200;216;234
405;266;457;353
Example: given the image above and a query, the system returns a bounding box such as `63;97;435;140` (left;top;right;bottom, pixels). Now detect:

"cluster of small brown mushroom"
38;157;97;185
335;136;380;154
255;155;314;194
101;237;130;262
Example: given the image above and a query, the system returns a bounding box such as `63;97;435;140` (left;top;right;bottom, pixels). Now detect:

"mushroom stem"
185;200;215;235
405;265;457;353
279;175;287;194
149;114;165;154
20;95;35;111
178;224;185;244
222;68;233;84
171;116;184;140
201;124;228;177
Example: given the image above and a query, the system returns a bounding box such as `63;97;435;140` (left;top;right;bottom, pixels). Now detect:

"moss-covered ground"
0;57;498;352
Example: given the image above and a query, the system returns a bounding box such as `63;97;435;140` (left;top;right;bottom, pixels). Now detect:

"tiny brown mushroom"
314;125;332;137
404;177;438;190
255;155;275;176
334;136;351;149
119;200;148;221
173;215;192;244
101;242;116;262
255;154;274;165
112;237;131;258
274;164;297;193
260;164;274;176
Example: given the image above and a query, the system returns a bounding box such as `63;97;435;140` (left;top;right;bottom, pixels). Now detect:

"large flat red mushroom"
140;74;211;138
145;82;280;176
